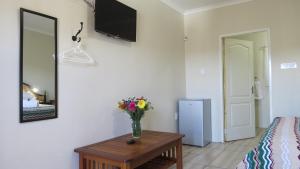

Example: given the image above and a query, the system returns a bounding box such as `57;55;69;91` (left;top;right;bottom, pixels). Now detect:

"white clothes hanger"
60;43;95;65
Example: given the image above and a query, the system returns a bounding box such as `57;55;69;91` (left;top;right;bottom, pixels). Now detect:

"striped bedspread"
22;105;55;121
237;117;300;169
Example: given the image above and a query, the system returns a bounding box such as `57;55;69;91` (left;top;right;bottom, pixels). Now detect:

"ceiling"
160;0;253;15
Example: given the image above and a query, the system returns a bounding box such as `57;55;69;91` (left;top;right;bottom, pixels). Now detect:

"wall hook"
72;22;83;43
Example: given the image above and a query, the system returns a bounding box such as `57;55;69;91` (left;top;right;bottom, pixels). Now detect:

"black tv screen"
95;0;137;42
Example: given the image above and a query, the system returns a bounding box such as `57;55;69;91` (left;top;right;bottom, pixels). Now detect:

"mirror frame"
20;8;58;123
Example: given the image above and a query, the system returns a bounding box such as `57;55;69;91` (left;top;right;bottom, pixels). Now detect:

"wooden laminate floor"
172;129;264;169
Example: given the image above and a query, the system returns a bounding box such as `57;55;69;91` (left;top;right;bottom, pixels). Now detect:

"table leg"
121;163;131;169
79;153;84;169
176;140;183;169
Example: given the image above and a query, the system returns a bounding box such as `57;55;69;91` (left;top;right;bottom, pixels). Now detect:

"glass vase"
132;120;142;139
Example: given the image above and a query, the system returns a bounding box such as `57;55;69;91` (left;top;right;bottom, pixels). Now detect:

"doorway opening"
221;30;272;141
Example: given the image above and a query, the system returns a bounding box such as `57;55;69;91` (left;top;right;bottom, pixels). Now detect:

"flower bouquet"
118;97;153;139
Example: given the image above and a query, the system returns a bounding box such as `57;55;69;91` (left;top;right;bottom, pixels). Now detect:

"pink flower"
128;101;136;112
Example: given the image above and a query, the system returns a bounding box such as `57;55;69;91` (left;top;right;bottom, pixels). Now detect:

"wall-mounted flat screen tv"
95;0;137;42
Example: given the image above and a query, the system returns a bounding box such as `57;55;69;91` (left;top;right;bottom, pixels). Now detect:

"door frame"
219;28;273;142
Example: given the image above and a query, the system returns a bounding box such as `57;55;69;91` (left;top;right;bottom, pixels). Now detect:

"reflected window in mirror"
20;8;58;123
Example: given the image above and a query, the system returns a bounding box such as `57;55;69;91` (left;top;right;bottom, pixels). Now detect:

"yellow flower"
137;100;146;109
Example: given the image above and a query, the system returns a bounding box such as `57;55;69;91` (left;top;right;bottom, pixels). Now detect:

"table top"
74;130;184;162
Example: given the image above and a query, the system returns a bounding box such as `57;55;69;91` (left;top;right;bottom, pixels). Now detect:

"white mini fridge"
178;99;211;147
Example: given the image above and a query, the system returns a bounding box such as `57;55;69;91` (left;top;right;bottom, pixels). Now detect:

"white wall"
0;1;185;169
23;29;55;101
185;0;300;142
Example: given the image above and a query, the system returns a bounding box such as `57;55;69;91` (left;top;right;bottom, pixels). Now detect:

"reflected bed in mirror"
20;8;58;123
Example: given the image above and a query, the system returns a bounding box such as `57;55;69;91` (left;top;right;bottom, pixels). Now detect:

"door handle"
252;86;254;95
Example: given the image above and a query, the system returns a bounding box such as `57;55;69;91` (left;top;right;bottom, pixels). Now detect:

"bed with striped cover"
237;117;300;169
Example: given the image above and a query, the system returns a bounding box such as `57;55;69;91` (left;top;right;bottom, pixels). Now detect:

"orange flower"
118;101;127;110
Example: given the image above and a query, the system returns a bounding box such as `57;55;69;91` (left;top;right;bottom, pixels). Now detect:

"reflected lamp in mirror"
20;8;58;123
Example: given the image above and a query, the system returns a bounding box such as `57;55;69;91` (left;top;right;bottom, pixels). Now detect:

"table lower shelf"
135;156;176;169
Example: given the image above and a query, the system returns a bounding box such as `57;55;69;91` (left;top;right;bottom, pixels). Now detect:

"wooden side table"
75;130;184;169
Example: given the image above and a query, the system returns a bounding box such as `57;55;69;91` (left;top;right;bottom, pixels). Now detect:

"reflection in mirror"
20;8;57;122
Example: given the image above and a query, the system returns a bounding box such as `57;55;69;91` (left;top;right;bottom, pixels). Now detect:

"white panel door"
224;38;255;141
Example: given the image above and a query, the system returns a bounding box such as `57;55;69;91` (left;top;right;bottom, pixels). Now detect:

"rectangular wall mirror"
20;8;58;123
